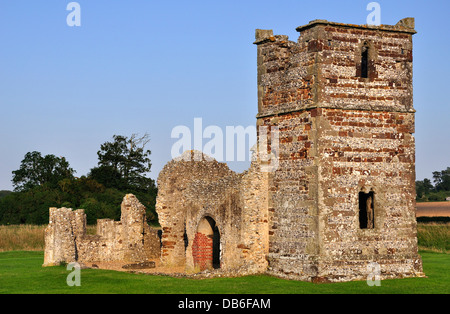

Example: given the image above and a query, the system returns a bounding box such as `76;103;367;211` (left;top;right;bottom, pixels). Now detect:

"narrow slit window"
359;191;374;229
361;46;369;78
183;226;188;250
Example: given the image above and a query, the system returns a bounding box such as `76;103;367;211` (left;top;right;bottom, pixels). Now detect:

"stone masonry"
156;150;269;275
155;18;423;282
252;18;423;281
44;18;424;282
43;194;160;266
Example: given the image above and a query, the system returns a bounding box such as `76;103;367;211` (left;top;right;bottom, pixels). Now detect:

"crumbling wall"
156;150;269;274
43;207;82;266
43;194;160;266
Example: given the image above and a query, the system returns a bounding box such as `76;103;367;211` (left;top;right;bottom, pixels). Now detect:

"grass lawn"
0;251;448;294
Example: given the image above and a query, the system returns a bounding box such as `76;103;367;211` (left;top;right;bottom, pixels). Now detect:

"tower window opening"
361;46;369;78
359;191;374;229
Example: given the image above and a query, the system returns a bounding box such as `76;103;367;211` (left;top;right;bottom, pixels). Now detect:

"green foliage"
432;167;450;192
12;151;75;192
94;134;155;193
0;134;158;226
0;190;12;199
416;166;450;202
80;196;120;224
88;166;125;190
0;179;157;225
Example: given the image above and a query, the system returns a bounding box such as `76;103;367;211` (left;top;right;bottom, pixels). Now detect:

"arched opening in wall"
193;216;221;271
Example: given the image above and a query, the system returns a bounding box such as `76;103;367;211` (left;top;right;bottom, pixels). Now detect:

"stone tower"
254;18;424;281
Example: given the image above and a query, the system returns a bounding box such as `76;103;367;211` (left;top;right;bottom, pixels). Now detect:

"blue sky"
0;0;449;190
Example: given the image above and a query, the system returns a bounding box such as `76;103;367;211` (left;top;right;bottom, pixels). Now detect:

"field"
0;224;96;252
416;201;450;217
0;213;448;294
1;221;448;254
0;225;45;252
0;251;448;294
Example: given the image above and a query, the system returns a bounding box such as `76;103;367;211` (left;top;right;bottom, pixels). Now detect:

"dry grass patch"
0;225;45;252
0;224;97;252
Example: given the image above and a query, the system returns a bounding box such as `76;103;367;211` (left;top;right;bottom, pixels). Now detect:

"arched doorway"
192;216;220;271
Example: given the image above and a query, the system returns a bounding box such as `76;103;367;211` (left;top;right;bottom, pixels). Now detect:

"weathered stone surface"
155;150;269;274
122;261;156;269
43;194;160;266
255;18;423;282
43;207;79;266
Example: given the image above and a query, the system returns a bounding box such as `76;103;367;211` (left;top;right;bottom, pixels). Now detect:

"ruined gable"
155;150;269;274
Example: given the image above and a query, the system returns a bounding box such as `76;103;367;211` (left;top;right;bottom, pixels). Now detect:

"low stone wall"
43;194;160;267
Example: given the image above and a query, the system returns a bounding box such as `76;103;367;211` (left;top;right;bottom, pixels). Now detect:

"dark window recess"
212;225;220;269
359;191;374;229
157;229;163;248
361;46;369;78
183;227;188;250
204;217;221;269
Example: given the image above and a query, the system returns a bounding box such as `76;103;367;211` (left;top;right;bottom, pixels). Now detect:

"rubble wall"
43;194;160;266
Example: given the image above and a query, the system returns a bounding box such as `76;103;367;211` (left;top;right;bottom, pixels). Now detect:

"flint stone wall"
43;194;160;266
156;150;269;275
254;18;423;282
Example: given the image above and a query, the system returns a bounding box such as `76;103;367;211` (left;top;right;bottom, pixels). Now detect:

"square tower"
254;18;423;282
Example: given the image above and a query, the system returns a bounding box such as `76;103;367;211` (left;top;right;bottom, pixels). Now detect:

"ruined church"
44;18;424;282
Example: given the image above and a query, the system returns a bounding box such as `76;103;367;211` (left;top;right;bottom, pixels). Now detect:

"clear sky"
0;0;449;190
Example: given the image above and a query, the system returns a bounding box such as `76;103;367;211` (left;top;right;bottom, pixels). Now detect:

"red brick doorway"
192;216;220;271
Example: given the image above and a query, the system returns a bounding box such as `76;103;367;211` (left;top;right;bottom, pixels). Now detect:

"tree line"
416;167;450;202
0;134;158;225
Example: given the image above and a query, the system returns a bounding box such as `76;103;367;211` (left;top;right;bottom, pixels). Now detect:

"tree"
88;166;125;190
416;178;434;199
12;151;75;191
432;167;450;192
91;134;155;192
0;190;12;199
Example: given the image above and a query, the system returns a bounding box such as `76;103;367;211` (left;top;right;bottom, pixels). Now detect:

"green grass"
417;223;450;253
0;251;448;294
